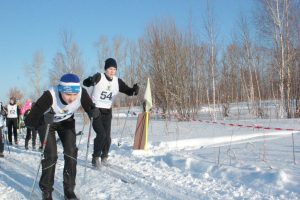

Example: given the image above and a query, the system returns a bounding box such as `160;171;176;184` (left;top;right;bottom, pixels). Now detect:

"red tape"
152;110;299;132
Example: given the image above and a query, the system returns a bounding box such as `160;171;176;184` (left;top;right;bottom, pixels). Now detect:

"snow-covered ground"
1;104;300;200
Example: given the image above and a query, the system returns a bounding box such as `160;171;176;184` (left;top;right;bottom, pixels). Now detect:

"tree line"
8;0;300;119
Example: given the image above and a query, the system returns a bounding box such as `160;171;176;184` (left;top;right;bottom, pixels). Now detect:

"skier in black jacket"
25;73;99;200
83;58;139;167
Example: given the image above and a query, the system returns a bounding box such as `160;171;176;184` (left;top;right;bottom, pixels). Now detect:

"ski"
102;165;136;184
90;163;136;184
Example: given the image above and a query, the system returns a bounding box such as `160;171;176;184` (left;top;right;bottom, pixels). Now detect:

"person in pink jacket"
21;99;38;149
21;99;32;116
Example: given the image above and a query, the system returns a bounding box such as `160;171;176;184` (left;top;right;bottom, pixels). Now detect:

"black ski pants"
6;118;18;143
36;125;45;148
25;127;37;146
0;127;3;153
92;109;112;158
38;118;78;193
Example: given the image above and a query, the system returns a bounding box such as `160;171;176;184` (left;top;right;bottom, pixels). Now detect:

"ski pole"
82;84;96;183
29;123;51;200
83;117;93;184
118;92;136;147
77;112;86;147
4;126;10;154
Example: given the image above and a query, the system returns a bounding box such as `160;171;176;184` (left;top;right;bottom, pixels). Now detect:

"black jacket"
25;87;94;128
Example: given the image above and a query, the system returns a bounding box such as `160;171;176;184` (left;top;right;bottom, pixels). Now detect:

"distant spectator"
6;97;20;145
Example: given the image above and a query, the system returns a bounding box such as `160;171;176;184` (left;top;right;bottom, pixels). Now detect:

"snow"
1;105;300;200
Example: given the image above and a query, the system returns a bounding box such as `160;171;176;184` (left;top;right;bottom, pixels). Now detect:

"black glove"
83;73;100;87
132;83;139;95
44;111;55;125
90;73;101;86
88;108;100;119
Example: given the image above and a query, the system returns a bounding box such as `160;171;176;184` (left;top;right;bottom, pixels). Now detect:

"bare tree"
256;0;295;118
8;87;24;104
203;2;218;120
49;31;85;85
95;36;110;71
112;36;128;78
219;44;239;117
141;18;204;118
24;50;44;99
238;14;265;117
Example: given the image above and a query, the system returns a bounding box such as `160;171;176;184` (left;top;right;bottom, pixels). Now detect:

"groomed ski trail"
1;146;65;200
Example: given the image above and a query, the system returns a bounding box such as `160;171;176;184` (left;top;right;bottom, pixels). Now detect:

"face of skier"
105;67;117;79
61;92;79;104
9;98;15;104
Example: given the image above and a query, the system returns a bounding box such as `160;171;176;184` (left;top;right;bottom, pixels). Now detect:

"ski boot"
42;191;52;200
0;152;4;158
25;140;29;150
101;156;109;166
92;157;100;168
64;192;79;200
64;187;79;200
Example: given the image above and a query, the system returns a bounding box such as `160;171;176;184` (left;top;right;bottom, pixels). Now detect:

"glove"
90;73;100;86
44;111;55;125
83;73;100;87
132;83;139;95
88;108;100;119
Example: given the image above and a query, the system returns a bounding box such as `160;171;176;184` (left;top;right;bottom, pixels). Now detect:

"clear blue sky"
0;0;255;103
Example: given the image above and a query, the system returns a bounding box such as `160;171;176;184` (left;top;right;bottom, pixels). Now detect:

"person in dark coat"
25;73;99;200
83;58;139;167
24;105;38;150
0;103;6;157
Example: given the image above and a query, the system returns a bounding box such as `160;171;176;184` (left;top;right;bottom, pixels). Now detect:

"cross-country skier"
83;58;139;167
0;103;6;157
23;104;38;150
5;97;20;145
25;73;99;200
20;98;32;128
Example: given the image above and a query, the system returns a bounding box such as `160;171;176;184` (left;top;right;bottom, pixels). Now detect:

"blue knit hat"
58;73;81;93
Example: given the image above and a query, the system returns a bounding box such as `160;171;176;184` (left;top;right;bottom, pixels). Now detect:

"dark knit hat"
104;58;117;70
58;73;81;93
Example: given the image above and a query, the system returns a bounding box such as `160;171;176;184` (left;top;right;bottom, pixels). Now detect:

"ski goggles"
58;84;81;93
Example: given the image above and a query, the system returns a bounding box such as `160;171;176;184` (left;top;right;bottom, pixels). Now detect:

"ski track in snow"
1;116;300;200
78;160;204;200
2;138;298;200
0;145;65;200
107;149;269;200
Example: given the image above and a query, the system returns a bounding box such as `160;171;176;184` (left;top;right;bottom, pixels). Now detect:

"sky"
0;0;255;103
